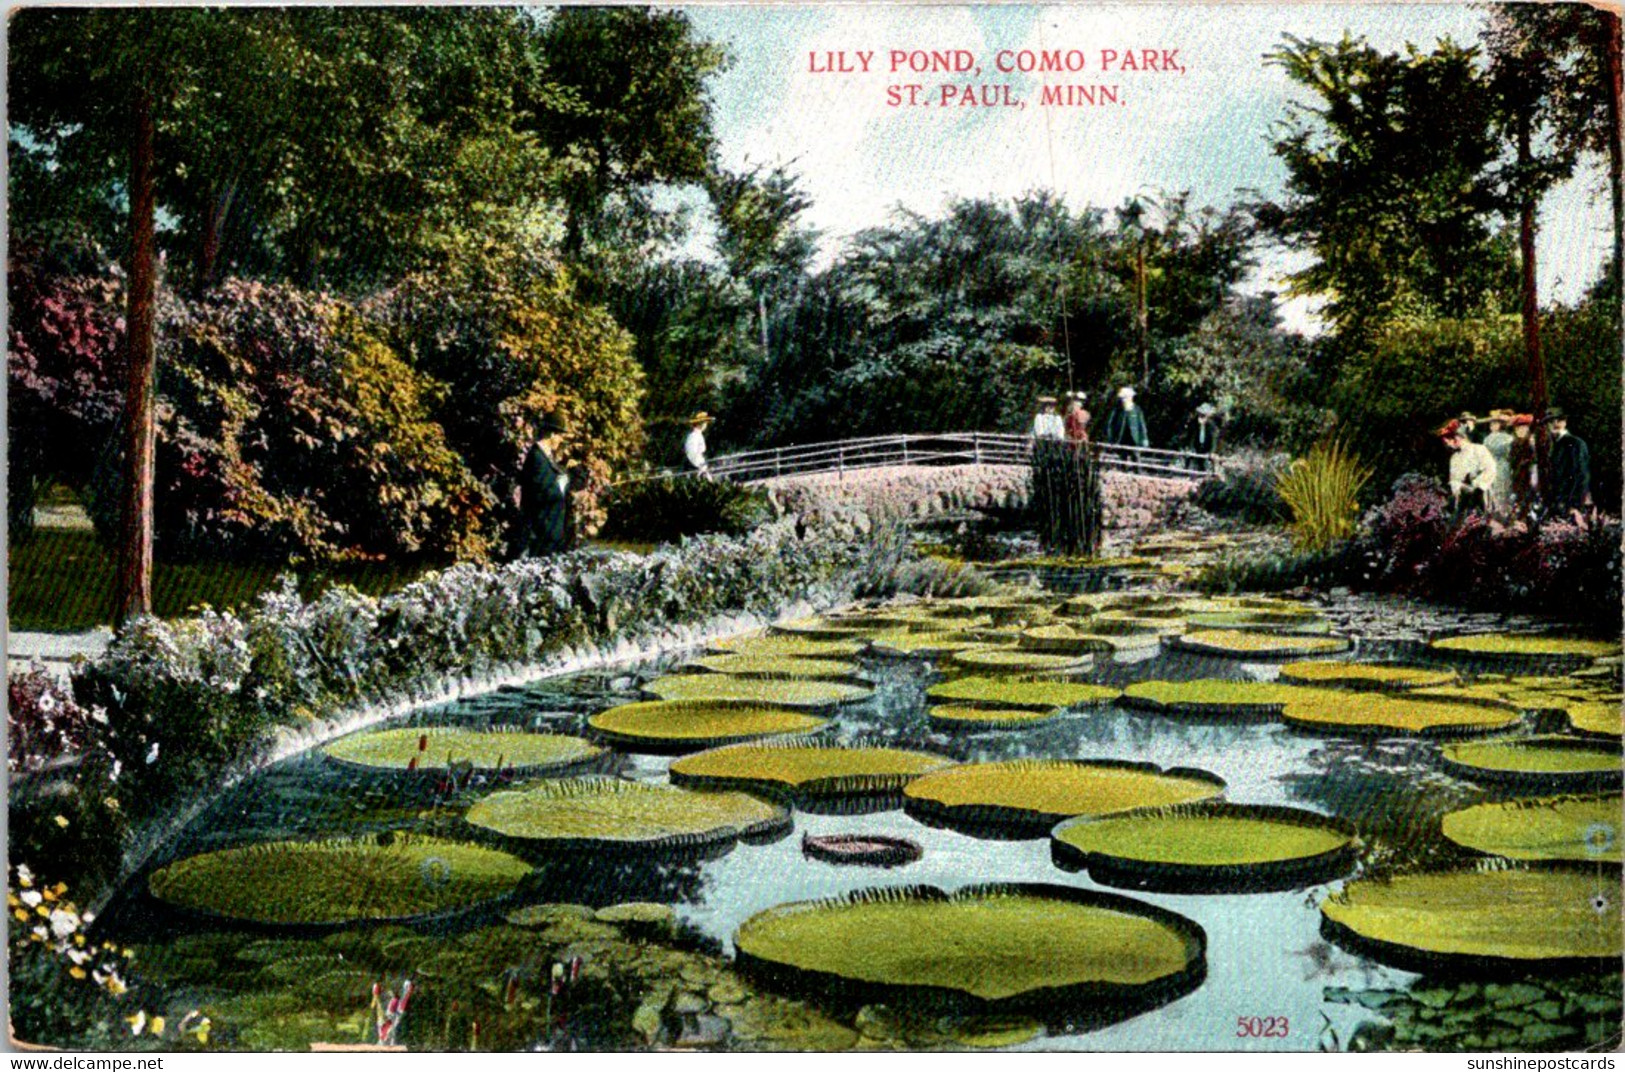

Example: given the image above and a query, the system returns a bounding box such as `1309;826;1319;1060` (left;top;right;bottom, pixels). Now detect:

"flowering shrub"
8;664;97;774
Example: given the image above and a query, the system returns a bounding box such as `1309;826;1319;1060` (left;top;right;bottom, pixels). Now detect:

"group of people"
1438;407;1592;521
1029;388;1221;459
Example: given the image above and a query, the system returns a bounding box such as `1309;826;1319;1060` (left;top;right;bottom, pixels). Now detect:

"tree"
1258;34;1516;342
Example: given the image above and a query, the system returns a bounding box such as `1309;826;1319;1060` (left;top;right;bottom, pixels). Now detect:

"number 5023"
1236;1016;1289;1038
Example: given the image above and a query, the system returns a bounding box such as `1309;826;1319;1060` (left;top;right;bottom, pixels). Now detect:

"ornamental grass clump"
1276;439;1373;552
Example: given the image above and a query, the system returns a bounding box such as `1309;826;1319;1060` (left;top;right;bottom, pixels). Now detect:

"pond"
94;560;1624;1052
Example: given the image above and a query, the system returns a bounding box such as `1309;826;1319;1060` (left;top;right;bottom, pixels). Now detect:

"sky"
681;3;1615;335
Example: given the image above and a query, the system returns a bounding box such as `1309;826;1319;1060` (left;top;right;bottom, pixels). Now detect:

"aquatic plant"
866;630;988;658
1440;793;1622;863
1428;633;1619;664
1438;736;1623;788
927;705;1065;730
463;777;788;852
1119;679;1331;719
708;633;865;659
321;728;604;774
1279;692;1523;737
925;677;1119;712
1276;439;1372;551
1169;629;1349;659
587;700;827;752
732;883;1205;1013
903;759;1224;834
643;674;872;709
669;741;954;801
147;834;532;925
947;648;1091;675
1277;661;1457;691
685;654;861;680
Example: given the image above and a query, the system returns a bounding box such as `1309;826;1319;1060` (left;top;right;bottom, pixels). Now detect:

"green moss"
1278;661;1459;690
926;676;1119;711
1280;692;1523;737
1321;868;1623;965
710;633;865;658
669;741;954;798
588;699;827;751
903;759;1223;828
644;674;873;708
1053;803;1355;870
464;777;787;848
948;647;1091;674
1441;794;1622;863
687;654;860;680
928;705;1064;730
1430;634;1620;661
321;728;603;773
148;834;532;925
733;885;1203;1005
1171;629;1349;658
1440;737;1622;780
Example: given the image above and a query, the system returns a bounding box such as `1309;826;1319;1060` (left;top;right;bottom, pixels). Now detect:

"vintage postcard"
6;1;1622;1058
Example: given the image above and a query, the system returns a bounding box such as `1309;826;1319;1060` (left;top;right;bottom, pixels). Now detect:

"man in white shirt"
685;412;714;478
1440;420;1495;519
1030;396;1064;440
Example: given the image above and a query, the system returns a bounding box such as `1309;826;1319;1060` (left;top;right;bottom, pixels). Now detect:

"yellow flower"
36;905;50;917
106;976;128;997
69;967;86;980
53;815;69;829
150;1017;165;1037
193;1018;211;1045
51;883;67;896
73;934;86;946
125;1011;147;1036
13;909;28;923
8;894;20;908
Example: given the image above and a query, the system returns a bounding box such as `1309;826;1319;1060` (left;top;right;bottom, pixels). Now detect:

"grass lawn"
8;528;430;633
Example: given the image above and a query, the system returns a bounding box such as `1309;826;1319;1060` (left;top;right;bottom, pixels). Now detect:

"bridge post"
837;445;845;478
973;433;982;465
774;448;781;478
902;437;910;465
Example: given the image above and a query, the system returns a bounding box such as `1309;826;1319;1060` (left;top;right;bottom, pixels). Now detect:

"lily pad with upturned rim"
947;647;1091;675
1050;802;1359;893
147;834;533;927
772;617;883;640
1319;868;1623;974
685;654;862;680
588;699;827;752
928;705;1066;731
1440;793;1623;863
925;676;1120;712
464;777;789;853
1438;736;1623;789
1119;679;1332;719
643;674;873;709
1428;634;1620;666
1280;692;1522;738
866;630;989;658
732;883;1206;1016
1277;661;1459;691
709;634;866;659
1169;629;1349;659
1017;624;1148;656
1564;701;1623;740
668;741;956;801
321;728;604;776
903;758;1224;836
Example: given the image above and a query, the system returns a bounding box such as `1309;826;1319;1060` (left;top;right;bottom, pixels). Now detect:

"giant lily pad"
1015;624;1117;655
1280;692;1522;737
588;700;827;752
903;759;1224;835
643;674;872;708
772;617;880;640
669;741;955;801
1429;634;1620;666
866;630;988;658
1565;700;1623;740
926;676;1119;711
1277;661;1459;691
1051;803;1358;893
710;633;865;659
928;705;1065;731
1441;793;1622;863
1438;736;1623;789
1120;679;1327;719
465;777;788;852
948;647;1091;675
1320;868;1623;973
1170;629;1349;659
322;728;604;775
148;835;532;926
1185;609;1327;632
687;654;861;680
733;884;1205;1015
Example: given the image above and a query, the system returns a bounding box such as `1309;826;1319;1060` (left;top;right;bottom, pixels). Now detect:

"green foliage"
1193;453;1288;524
1276;440;1374;551
599;476;771;543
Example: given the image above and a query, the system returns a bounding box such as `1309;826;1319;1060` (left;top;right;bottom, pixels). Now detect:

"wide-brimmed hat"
1037;395;1058;405
1117;386;1136;399
533;411;567;436
1487;408;1515;422
1543;407;1568;424
1067;390;1088;402
1511;413;1535;428
689;411;714;427
1436;419;1463;440
1457;411;1480;424
1196;402;1217;417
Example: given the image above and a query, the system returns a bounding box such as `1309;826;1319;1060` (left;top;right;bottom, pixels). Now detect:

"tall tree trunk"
1516;103;1552;511
194;177;238;296
117;87;158;623
1605;9;1623;300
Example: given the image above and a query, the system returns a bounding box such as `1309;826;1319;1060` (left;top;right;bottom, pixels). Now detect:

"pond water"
96;575;1623;1052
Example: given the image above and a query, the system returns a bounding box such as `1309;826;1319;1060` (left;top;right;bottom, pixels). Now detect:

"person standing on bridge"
1063;392;1091;445
1102;386;1150;449
685;412;715;479
1030;396;1065;440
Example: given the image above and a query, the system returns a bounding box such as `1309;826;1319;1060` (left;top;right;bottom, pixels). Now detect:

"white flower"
16;865;34;886
36;692;57;714
19;890;42;908
145;743;161;764
50;909;80;939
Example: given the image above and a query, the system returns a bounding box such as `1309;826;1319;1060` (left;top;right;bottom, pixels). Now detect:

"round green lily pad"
589;700;827;753
866;630;988;658
1565;701;1623;739
903;759;1224;835
1170;629;1349;659
1014;624;1116;655
686;654;860;680
1277;661;1459;691
669;741;955;801
148;835;533;926
465;777;789;851
1441;793;1622;863
733;883;1205;1014
928;705;1064;730
948;647;1091;674
1186;609;1326;632
1429;634;1620;664
321;728;604;775
1120;679;1327;719
773;616;879;640
1438;736;1623;789
926;676;1120;711
710;633;865;658
644;674;872;708
1280;693;1522;737
1320;868;1623;973
1051;803;1358;892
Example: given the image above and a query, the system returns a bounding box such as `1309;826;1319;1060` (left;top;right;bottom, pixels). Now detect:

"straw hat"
1196;402;1217;418
1487;408;1515;422
1117;386;1136;399
689;412;714;427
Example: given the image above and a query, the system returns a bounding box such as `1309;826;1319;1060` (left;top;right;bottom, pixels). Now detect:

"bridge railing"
624;432;1215;486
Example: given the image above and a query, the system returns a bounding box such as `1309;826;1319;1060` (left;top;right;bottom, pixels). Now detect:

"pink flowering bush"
8;664;97;774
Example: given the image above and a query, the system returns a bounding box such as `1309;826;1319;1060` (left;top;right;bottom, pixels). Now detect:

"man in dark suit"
516;411;573;557
1544;407;1591;515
